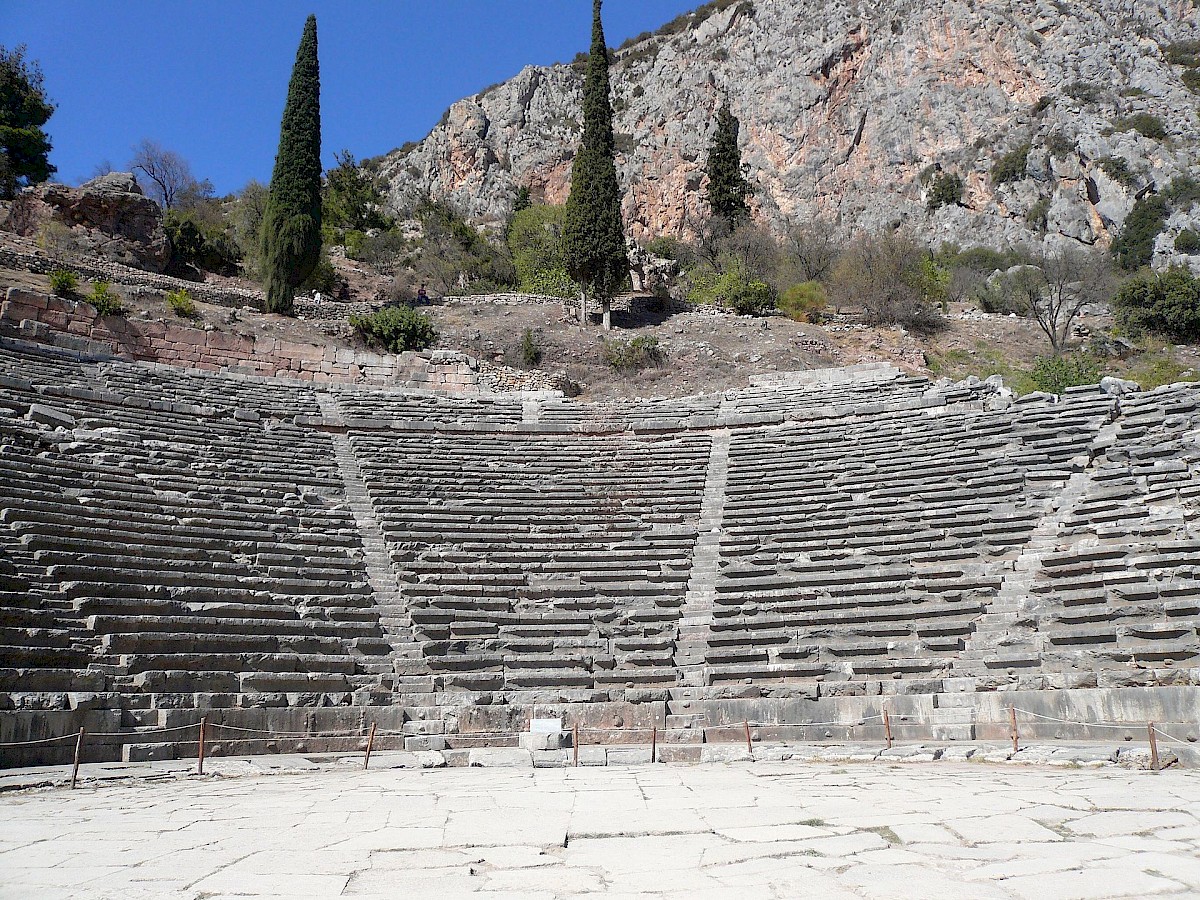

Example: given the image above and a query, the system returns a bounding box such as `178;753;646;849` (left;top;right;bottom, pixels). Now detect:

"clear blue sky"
2;1;697;195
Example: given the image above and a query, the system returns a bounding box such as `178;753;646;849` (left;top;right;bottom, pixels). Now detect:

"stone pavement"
2;759;1200;899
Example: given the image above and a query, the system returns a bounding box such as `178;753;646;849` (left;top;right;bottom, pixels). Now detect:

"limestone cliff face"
378;0;1200;260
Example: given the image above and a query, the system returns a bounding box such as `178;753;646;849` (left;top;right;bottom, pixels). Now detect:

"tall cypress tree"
562;0;628;330
260;15;322;315
704;102;752;225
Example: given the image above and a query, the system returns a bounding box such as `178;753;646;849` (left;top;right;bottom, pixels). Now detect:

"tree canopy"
704;102;751;224
0;45;55;199
260;15;323;315
562;0;628;326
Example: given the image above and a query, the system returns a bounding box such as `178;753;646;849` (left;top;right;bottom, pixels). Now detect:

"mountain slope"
377;0;1200;258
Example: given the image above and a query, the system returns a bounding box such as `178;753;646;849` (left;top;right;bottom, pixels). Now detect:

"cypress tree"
260;15;322;315
562;0;628;330
704;102;752;225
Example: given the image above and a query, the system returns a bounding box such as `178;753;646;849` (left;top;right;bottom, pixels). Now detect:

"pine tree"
0;45;56;199
562;0;628;330
260;15;322;315
704;102;752;225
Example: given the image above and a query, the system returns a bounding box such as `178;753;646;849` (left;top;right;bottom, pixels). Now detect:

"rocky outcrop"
1;172;170;272
378;0;1200;261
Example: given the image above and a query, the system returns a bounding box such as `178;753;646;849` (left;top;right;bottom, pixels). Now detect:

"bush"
686;263;775;315
165;288;199;319
1098;156;1136;187
523;268;580;299
1113;113;1167;140
87;281;123;317
1044;132;1075;157
1183;69;1200;94
1114;266;1200;341
927;172;963;210
1065;81;1103;104
300;256;338;295
518;328;542;366
778;281;827;322
727;280;775;315
48;269;77;297
991;144;1030;185
349;304;437;353
1164;39;1200;67
1031;353;1102;394
1175;229;1200;254
1112;195;1168;270
828;232;945;332
602;335;664;372
1027;198;1050;232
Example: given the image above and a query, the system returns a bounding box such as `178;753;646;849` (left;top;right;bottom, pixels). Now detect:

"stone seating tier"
1;340;1198;765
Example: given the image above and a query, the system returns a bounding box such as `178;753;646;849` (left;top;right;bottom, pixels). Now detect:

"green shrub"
349;305;437;353
1183;69;1200;94
602;335;664;372
1164;174;1200;208
1175;229;1200;254
1044;132;1076;157
991;144;1030;185
778;281;827;322
165;288;199;319
1114;266;1200;341
1112;195;1169;270
300;256;338;295
1098;156;1136;187
727;280;775;316
48;269;77;297
518;327;542;366
1065;81;1104;103
1031;353;1102;394
1113;112;1167;139
926;172;963;210
1026;198;1050;232
1164;39;1200;67
523;268;580;299
687;264;775;315
87;281;123;317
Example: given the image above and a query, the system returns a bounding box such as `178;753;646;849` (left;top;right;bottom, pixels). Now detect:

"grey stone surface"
2;758;1200;899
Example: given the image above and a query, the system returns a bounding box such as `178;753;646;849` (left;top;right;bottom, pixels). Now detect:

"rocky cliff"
377;0;1200;263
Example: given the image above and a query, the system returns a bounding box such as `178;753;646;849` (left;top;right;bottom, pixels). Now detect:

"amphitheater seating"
1;336;1198;760
349;428;710;692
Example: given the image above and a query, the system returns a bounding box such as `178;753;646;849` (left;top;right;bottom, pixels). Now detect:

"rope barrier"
1010;708;1135;730
0;733;79;747
1152;725;1196;748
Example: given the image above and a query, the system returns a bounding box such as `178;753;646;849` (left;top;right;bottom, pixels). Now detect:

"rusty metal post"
651;725;657;764
198;717;207;776
883;707;893;750
364;722;377;770
744;720;753;753
573;723;579;767
1148;723;1160;772
1008;707;1018;754
70;727;85;790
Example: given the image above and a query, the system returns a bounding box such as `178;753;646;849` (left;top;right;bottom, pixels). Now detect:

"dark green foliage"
1112;195;1168;270
87;281;123;317
260;15;323;315
509;204;568;285
349;228;407;266
512;186;532;216
48;268;76;297
1175;229;1200;254
1115;266;1200;340
602;335;664;371
164;209;240;275
1098;156;1136;187
1065;81;1104;104
992;144;1030;185
1044;132;1075;156
518;328;542;365
323;149;390;235
301;255;338;295
927;172;963;210
1031;353;1102;394
350;304;437;352
1113;112;1167;139
416;198;515;293
1164;175;1200;208
0;45;55;199
1164;39;1200;67
1027;198;1050;232
562;0;630;304
704;103;752;223
1183;69;1200;94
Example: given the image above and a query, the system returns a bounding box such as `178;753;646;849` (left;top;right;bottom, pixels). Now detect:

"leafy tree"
323;149;390;236
828;231;944;331
414;198;514;294
0;45;56;198
1114;266;1200;341
507;203;579;296
512;185;532;216
260;15;323;315
927;172;964;210
1112;195;1168;271
562;0;629;329
704;102;752;224
1003;247;1116;353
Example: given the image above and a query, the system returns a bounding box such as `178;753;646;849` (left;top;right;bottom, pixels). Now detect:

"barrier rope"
1009;708;1135;730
